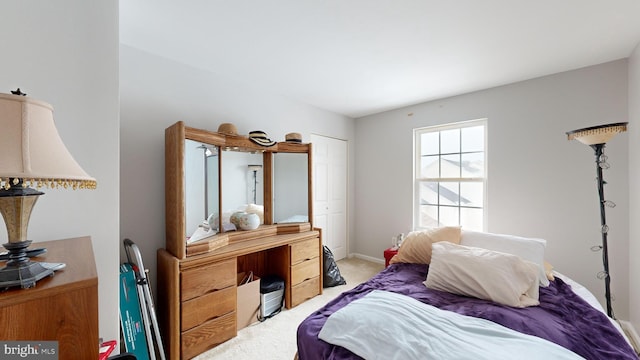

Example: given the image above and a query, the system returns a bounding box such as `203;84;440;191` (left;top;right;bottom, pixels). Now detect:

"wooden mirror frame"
165;121;313;259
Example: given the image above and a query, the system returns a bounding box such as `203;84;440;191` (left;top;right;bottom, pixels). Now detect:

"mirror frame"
166;122;225;258
165;121;313;259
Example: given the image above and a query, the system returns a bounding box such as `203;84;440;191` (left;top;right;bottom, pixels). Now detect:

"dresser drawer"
291;257;320;285
181;311;236;360
291;277;320;307
290;238;319;265
181;258;236;301
181;286;236;331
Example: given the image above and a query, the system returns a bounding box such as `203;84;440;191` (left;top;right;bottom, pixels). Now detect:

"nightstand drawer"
291;238;319;265
181;311;236;360
291;257;320;285
181;286;236;331
181;258;236;301
291;277;320;307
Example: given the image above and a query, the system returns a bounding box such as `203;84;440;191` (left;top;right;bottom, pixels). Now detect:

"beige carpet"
194;257;384;360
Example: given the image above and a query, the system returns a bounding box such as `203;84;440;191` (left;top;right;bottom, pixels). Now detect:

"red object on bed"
383;247;398;267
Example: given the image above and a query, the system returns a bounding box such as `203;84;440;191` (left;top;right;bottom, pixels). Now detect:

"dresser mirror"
273;152;309;223
221;149;264;229
184;139;220;237
165;121;314;259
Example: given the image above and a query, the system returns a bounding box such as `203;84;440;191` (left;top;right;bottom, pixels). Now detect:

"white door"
311;134;347;260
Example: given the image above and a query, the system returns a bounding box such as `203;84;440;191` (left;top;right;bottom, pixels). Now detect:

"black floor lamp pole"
566;122;627;320
592;143;613;318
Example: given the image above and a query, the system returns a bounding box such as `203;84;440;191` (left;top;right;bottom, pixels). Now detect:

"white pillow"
425;242;540;308
460;230;549;287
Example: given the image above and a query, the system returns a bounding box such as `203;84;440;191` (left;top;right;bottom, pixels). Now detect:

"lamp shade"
566;122;628;146
0;93;96;190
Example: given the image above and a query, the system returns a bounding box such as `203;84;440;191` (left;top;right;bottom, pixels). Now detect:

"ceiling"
120;1;640;118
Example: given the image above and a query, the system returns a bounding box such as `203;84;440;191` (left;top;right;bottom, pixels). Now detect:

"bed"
296;228;639;360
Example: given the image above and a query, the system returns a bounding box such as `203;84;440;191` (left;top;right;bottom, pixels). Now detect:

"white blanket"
318;290;584;360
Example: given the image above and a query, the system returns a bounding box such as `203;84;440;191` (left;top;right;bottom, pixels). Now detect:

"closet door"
311;134;347;260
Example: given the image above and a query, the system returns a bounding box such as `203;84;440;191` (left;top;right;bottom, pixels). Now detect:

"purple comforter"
297;263;638;360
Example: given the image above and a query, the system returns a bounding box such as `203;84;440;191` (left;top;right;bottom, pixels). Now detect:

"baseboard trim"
349;252;385;265
618;320;640;355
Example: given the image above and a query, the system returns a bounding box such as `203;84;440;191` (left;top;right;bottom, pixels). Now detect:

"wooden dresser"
157;226;322;359
159;121;323;359
289;236;321;307
0;236;99;359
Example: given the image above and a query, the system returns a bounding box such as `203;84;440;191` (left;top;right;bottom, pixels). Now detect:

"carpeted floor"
193;257;384;360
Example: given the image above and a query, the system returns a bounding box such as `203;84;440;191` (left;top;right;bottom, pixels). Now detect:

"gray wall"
119;45;355;294
0;2;120;343
629;43;640;332
355;60;631;320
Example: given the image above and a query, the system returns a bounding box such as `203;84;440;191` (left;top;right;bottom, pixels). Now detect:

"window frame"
413;119;487;231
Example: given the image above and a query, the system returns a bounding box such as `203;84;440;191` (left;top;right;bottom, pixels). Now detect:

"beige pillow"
389;226;461;265
425;242;540;308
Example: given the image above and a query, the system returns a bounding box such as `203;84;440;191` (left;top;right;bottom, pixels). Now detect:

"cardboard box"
237;272;260;331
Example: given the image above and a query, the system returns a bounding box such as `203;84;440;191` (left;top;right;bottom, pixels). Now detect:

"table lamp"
566;121;627;318
0;90;97;289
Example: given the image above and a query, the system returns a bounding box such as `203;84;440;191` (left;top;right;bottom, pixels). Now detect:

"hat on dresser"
285;132;302;143
249;130;277;147
217;123;239;136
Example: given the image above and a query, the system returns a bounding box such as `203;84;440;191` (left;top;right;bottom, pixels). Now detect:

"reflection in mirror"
273;153;309;223
221;150;264;230
184;139;219;239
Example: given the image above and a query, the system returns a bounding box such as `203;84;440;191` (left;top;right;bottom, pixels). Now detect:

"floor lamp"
566;122;628;318
248;165;262;205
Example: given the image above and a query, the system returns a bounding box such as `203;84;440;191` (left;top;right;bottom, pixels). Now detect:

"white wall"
628;43;640;331
0;2;120;343
119;45;355;292
355;60;631;320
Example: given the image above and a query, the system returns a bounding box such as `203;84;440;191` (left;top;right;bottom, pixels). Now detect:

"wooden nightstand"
0;236;99;359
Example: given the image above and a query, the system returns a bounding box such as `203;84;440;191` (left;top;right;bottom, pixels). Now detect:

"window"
414;120;486;231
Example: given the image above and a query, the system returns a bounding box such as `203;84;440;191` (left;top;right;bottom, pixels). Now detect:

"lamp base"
0;240;54;289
